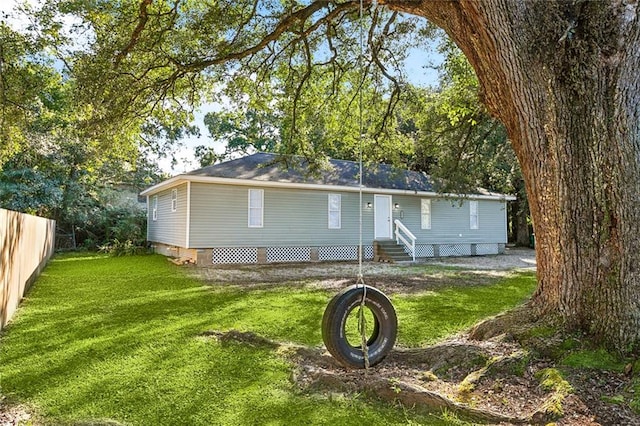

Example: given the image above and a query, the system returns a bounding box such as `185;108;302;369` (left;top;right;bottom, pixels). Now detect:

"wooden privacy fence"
1;208;56;329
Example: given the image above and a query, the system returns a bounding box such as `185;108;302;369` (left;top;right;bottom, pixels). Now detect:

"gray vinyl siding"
390;196;508;244
189;183;375;248
187;183;507;248
147;183;188;247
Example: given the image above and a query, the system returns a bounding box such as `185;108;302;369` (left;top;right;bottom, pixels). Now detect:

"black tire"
322;285;397;368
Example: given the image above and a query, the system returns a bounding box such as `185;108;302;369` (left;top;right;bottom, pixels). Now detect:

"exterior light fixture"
366;202;372;209
394;203;400;209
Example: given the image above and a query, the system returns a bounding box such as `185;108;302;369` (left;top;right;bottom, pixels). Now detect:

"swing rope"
356;0;370;370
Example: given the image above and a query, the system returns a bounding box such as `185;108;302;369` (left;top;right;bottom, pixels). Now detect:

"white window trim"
171;189;177;212
328;194;341;229
248;189;264;228
152;195;158;221
470;200;479;230
421;198;431;230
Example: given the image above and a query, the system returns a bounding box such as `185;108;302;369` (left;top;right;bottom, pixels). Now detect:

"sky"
1;1;443;174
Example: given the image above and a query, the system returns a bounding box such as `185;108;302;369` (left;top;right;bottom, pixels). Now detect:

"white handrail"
394;219;416;262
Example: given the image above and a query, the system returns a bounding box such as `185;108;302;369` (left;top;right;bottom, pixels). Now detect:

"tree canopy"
5;0;637;350
2;0;526;246
0;15;165;249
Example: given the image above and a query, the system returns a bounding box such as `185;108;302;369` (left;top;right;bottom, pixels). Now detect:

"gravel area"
188;247;537;295
420;246;536;270
191;247;536;283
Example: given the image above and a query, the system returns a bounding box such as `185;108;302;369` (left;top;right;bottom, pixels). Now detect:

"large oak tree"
25;0;640;351
391;0;640;351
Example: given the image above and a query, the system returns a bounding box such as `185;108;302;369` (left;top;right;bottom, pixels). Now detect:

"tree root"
201;330;576;424
468;305;538;341
298;364;529;424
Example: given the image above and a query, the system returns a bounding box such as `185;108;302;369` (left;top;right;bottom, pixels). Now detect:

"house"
140;152;515;265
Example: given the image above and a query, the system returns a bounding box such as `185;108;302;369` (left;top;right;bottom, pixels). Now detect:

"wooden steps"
374;240;413;263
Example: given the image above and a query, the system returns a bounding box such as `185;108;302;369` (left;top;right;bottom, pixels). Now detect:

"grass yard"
0;253;536;425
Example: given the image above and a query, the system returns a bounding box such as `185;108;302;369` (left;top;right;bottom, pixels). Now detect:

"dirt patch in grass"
206;328;639;426
193;262;516;294
0;397;32;426
189;248;535;294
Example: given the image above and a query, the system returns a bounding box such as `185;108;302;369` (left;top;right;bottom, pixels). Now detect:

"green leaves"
0;167;63;216
201;109;280;164
1;1;528;244
405;42;522;197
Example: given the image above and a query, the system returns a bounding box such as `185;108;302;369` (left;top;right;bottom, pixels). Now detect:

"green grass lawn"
0;254;536;425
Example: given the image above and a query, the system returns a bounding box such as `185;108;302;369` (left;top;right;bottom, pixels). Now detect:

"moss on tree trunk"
389;0;640;351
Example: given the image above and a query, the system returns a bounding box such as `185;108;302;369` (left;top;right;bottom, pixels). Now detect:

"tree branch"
176;1;360;71
114;0;153;68
289;36;313;153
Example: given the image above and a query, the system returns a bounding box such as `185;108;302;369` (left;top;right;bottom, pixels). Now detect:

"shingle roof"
186;152;437;192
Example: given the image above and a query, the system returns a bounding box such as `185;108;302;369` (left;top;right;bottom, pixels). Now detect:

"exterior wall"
390;195;508;244
146;181;509;264
188;183;376;248
1;209;56;329
147;183;188;248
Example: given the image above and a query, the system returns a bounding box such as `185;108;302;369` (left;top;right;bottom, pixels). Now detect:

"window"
470;200;479;229
421;199;431;229
248;189;264;228
152;196;158;221
171;189;177;212
328;194;341;229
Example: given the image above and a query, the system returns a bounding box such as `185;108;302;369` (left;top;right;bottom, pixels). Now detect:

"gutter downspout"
185;181;191;248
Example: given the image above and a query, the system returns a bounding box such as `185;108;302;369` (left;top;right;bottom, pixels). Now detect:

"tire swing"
321;0;397;369
322;284;397;368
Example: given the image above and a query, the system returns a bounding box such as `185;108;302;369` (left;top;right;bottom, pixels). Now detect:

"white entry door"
374;195;392;239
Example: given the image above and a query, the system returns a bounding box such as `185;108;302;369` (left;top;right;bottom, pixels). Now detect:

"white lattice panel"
438;244;472;257
364;245;374;260
475;243;499;255
266;246;311;263
212;247;258;264
318;246;358;261
416;245;435;258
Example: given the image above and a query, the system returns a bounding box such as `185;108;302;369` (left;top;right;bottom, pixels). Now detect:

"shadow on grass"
395;272;537;346
1;254;457;425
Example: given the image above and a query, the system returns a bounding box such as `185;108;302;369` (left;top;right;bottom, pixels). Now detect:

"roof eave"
140;175;516;201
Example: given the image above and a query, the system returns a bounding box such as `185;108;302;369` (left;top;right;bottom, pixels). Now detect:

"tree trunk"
389;0;640;351
510;196;531;247
516;202;530;247
507;201;516;243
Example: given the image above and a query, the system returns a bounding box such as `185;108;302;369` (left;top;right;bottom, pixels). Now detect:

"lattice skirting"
209;244;502;264
266;246;311;263
363;245;374;260
317;245;374;261
318;245;356;261
415;243;502;257
415;244;435;258
438;244;472;257
210;245;375;264
212;247;258;264
475;243;502;255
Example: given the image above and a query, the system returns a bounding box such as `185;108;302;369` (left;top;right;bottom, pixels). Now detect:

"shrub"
99;239;147;256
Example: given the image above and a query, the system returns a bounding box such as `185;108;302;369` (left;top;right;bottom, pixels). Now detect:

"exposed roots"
200;329;599;425
468;304;538;342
